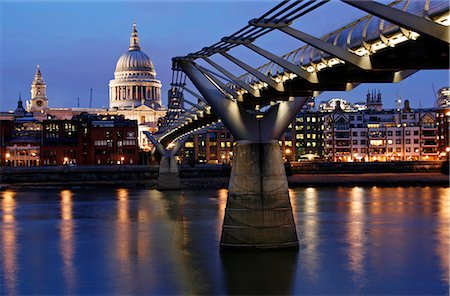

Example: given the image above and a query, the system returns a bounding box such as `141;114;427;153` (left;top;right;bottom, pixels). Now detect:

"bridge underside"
239;36;449;109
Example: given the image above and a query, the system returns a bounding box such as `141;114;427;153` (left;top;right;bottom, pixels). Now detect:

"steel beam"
220;51;285;91
203;57;260;97
343;0;450;44
277;26;372;70
196;65;240;99
182;87;208;105
243;42;318;83
183;99;209;115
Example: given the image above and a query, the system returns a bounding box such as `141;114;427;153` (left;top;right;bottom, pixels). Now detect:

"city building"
2;97;42;167
41;114;139;166
179;124;234;164
1;98;139;167
322;98;441;161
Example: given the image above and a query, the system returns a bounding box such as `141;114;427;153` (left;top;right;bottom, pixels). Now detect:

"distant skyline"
1;1;448;111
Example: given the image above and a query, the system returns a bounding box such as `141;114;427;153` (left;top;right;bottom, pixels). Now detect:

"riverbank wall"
0;161;447;189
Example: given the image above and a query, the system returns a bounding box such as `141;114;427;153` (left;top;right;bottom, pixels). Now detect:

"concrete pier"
221;141;298;249
158;156;181;190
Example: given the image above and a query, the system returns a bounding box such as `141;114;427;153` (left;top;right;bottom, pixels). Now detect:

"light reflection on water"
59;189;76;294
1;191;17;296
0;186;448;295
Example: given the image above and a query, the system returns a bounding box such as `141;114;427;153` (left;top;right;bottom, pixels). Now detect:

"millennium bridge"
144;0;449;249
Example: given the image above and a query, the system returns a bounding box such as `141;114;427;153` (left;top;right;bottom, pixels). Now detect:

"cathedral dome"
114;21;155;75
115;50;154;72
109;21;163;110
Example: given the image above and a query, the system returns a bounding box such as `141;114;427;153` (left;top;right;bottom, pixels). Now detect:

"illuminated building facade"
322;100;442;161
179;125;234;164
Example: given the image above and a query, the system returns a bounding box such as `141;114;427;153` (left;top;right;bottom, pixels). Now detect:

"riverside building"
1;99;139;167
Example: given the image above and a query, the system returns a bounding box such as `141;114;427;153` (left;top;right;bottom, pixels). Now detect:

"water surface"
1;186;448;295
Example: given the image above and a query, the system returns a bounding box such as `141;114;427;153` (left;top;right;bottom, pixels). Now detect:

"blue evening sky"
1;1;448;111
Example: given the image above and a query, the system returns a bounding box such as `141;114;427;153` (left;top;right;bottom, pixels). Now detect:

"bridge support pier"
180;60;309;249
158;156;181;190
222;141;297;249
143;132;184;190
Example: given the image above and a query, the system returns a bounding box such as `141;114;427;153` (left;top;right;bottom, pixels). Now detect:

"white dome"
115;50;155;73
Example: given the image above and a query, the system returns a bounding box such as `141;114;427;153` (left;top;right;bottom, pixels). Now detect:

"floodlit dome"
109;21;162;110
115;50;155;73
114;21;156;76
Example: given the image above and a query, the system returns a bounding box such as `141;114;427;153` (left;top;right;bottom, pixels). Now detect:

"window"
361;148;366;153
361;140;366;145
396;131;401;136
352;132;358;137
185;142;194;148
413;131;419;136
406;130;410;136
353;140;358;145
396;139;401;144
388;148;393;152
387;131;393;136
123;140;136;146
396;148;401;152
406;147;411;152
406;139;411;144
414;139;419;144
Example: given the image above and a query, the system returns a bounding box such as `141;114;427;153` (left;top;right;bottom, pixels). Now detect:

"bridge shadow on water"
221;249;298;295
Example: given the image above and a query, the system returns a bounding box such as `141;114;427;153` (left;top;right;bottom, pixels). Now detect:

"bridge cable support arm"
219;51;285;91
222;37;318;83
202;57;260;97
196;64;240;100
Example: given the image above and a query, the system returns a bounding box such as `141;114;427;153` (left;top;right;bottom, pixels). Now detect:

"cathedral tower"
28;65;48;112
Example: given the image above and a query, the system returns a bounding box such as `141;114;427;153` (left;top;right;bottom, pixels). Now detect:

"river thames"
1;186;449;295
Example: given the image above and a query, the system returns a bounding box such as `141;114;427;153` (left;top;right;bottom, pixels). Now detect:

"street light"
120;156;125;164
5;153;10;166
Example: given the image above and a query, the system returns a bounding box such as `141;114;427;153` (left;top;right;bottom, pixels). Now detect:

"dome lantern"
129;21;140;51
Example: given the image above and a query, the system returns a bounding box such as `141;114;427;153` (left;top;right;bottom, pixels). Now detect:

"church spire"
129;21;140;51
33;64;45;85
